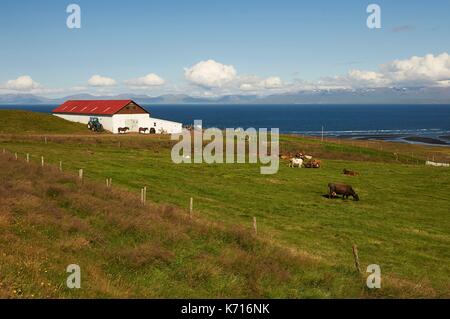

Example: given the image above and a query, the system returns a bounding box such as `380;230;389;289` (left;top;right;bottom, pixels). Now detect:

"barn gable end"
116;101;149;115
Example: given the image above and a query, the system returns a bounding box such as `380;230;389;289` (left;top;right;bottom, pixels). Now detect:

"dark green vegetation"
1;110;449;298
0;110;89;134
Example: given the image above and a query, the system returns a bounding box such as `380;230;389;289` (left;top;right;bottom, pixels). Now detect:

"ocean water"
2;104;450;144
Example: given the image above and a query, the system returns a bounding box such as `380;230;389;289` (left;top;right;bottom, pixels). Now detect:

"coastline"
1;104;449;147
307;133;450;146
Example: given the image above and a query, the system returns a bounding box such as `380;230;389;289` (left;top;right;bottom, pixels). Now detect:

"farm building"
52;100;182;134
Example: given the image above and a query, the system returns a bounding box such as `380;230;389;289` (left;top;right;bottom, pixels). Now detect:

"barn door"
125;119;139;131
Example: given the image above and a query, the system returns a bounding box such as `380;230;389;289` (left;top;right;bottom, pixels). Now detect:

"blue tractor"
87;117;104;132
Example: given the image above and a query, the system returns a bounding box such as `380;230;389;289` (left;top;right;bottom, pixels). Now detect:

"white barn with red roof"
52;100;182;134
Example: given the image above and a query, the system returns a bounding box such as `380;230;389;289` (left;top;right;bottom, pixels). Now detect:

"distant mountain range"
1;87;450;105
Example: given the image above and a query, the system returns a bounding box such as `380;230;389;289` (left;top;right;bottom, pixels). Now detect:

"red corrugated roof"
52;100;146;115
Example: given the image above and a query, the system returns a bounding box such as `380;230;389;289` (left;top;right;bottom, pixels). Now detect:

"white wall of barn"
53;113;114;131
148;117;183;134
54;113;182;134
112;114;182;134
111;114;151;133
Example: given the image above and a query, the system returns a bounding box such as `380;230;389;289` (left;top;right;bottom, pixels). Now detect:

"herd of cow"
281;152;321;169
282;152;361;201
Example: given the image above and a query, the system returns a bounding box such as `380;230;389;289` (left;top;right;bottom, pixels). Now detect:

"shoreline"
303;133;450;147
403;136;449;145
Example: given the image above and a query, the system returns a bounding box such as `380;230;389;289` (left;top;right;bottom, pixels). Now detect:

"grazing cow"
289;157;303;168
118;127;130;134
139;127;149;134
343;168;359;176
304;159;321;168
328;183;359;201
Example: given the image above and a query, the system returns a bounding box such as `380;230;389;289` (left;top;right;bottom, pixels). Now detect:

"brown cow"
304;159;321;168
343;169;359;176
328;183;359;201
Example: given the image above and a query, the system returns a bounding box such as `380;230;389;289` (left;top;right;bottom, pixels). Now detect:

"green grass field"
0;110;89;134
1;110;449;298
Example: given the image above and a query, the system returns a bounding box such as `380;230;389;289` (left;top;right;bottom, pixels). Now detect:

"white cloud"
239;76;285;92
184;59;237;88
436;80;450;87
5;53;448;98
239;83;256;91
380;53;450;85
348;70;384;82
183;59;288;94
125;73;165;88
342;70;389;88
5;75;40;91
0;77;92;97
324;53;450;88
87;75;117;87
262;76;283;89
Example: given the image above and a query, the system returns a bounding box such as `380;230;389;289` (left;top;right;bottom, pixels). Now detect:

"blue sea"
2;104;450;145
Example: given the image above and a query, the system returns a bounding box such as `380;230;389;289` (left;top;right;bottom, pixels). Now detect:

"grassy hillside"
0;110;90;134
1;112;449;298
0;154;380;298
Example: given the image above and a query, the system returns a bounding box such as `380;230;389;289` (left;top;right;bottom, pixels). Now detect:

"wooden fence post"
44;137;47;144
41;156;44;167
79;169;83;183
14;153;18;160
189;197;193;218
253;217;257;235
26;154;30;163
352;244;361;273
143;186;147;206
59;161;62;172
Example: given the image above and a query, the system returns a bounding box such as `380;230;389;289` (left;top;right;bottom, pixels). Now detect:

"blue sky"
0;0;449;97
